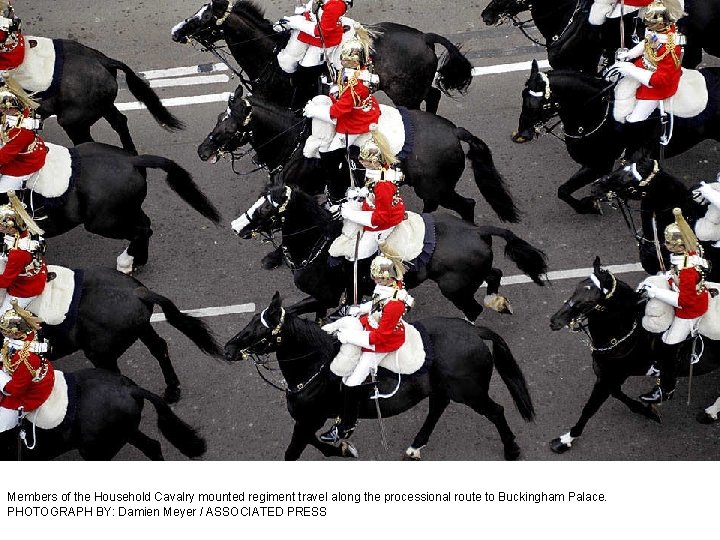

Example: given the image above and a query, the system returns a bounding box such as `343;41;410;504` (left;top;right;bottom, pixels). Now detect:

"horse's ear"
233;85;244;100
593;256;602;275
531;59;539;75
269;291;283;310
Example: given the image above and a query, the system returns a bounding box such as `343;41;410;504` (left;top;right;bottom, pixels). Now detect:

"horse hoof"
484;294;513;314
576;198;603;215
340;440;358;458
503;442;521;461
647;406;662;424
696;410;719;424
163;386;182;404
550;438;572;454
511;131;531;144
403;447;421;460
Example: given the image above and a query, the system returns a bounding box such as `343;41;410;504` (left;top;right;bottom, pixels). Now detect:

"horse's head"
225;291;286;361
481;0;529;25
513;60;557;143
592;151;659;202
198;86;253;162
230;184;291;238
171;1;230;43
550;256;617;331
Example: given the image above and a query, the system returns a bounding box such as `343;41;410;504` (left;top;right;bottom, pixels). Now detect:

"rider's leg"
623;102;660;160
277;31;309;74
0;407;19;433
639;318;693;403
0;174;29;193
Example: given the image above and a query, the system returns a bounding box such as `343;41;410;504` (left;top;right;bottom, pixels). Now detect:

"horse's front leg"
558;166;605;215
550;378;613;454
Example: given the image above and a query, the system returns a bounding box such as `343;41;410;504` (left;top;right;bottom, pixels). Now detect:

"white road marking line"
117;91;233;111
142;63;228;79
471;58;550;77
149;74;230;89
151;263;645;322
150;303;256;323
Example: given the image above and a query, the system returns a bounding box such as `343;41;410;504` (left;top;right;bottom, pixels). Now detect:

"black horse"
225;292;535;460
233;185;547;321
30;142;221;272
15;38;183;153
481;0;718;70
40;266;223;403
513;61;720;214
548;257;720;454
171;0;472;112
0;369;206;460
199;88;519;224
591;152;717;277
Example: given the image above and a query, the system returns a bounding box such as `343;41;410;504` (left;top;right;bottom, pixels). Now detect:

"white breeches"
347;227;396;261
326;132;371;152
343;351;388;386
626;99;660;123
0;405;21;433
0;172;35;193
662;316;701;345
277;30;340;73
0;294;36;316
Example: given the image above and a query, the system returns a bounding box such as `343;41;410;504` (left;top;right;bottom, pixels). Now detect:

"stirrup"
319;423;355;444
639;385;674;404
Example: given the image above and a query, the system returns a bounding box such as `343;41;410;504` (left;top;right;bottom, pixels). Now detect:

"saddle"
25;142;74;199
613;68;708;123
322;315;426;377
8;36;56;93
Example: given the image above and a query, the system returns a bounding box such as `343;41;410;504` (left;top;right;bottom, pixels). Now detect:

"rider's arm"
316;0;346;37
368;299;405;348
677;266;704;310
1;357;33;397
0;248;31;288
647;45;682;91
0;128;33;165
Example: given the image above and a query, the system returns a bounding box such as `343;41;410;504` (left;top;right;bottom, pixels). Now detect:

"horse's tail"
475;326;535;422
134;287;224;358
130;155;222;225
424;33;473;96
101;57;185;131
476;226;548;286
133;386;207;458
455;127;520;223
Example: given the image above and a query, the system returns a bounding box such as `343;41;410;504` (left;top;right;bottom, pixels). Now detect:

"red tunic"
360;297;406;352
330;75;380;134
624;0;653;6
0;127;48;176
0;30;25;70
0;235;48;297
297;0;346;47
361;180;405;231
669;265;709;319
634;28;682;100
1;333;54;411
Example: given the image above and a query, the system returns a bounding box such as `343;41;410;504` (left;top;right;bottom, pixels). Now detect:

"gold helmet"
340;39;367;68
644;0;683;31
0;300;42;339
0;191;44;235
370;254;398;280
664;207;699;252
359;130;397;170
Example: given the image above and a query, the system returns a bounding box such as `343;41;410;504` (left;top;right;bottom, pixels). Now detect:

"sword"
312;0;338;82
651;213;666;273
370;371;389;451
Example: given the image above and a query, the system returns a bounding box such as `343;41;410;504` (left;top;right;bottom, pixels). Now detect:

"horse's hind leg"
405;393;450;460
439;190;476;223
467;395;521;461
423;87;442;114
122;211;153;272
129;429;164;460
437;280;484;322
103;106;138;155
61;123;94;146
139;324;181;403
483;267;512;314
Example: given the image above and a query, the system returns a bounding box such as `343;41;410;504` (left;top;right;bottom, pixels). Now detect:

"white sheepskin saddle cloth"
303;97;405;159
613;68;708;123
27;265;77;325
25;142;73;198
329;208;425;260
25;370;68;430
9;36;56;93
322;315;426;377
695;185;720;242
640;275;720;340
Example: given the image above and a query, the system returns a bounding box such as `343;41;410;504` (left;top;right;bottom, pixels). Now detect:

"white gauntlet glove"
694;182;720;208
614;62;653;87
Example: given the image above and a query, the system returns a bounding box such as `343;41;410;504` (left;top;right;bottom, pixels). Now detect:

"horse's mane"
284;314;339;364
249;95;303;128
549;69;612;94
231;0;267;23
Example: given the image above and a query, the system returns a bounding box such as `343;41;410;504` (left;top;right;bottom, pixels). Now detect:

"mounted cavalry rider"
639;208;709;403
0;191;47;316
340;135;405;261
0;80;46;193
320;254;414;443
611;0;685;153
275;0;350;92
0;4;23;73
303;38;380;189
0;300;53;434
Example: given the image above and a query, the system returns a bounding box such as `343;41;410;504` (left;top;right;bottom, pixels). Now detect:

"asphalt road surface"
20;0;720;460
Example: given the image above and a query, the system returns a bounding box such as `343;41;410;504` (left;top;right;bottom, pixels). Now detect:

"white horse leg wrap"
116;248;134;274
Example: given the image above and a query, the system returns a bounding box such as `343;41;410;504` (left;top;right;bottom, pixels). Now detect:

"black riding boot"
640;340;679;403
622;116;660;162
320;148;350;202
319;385;363;443
290;64;327;108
